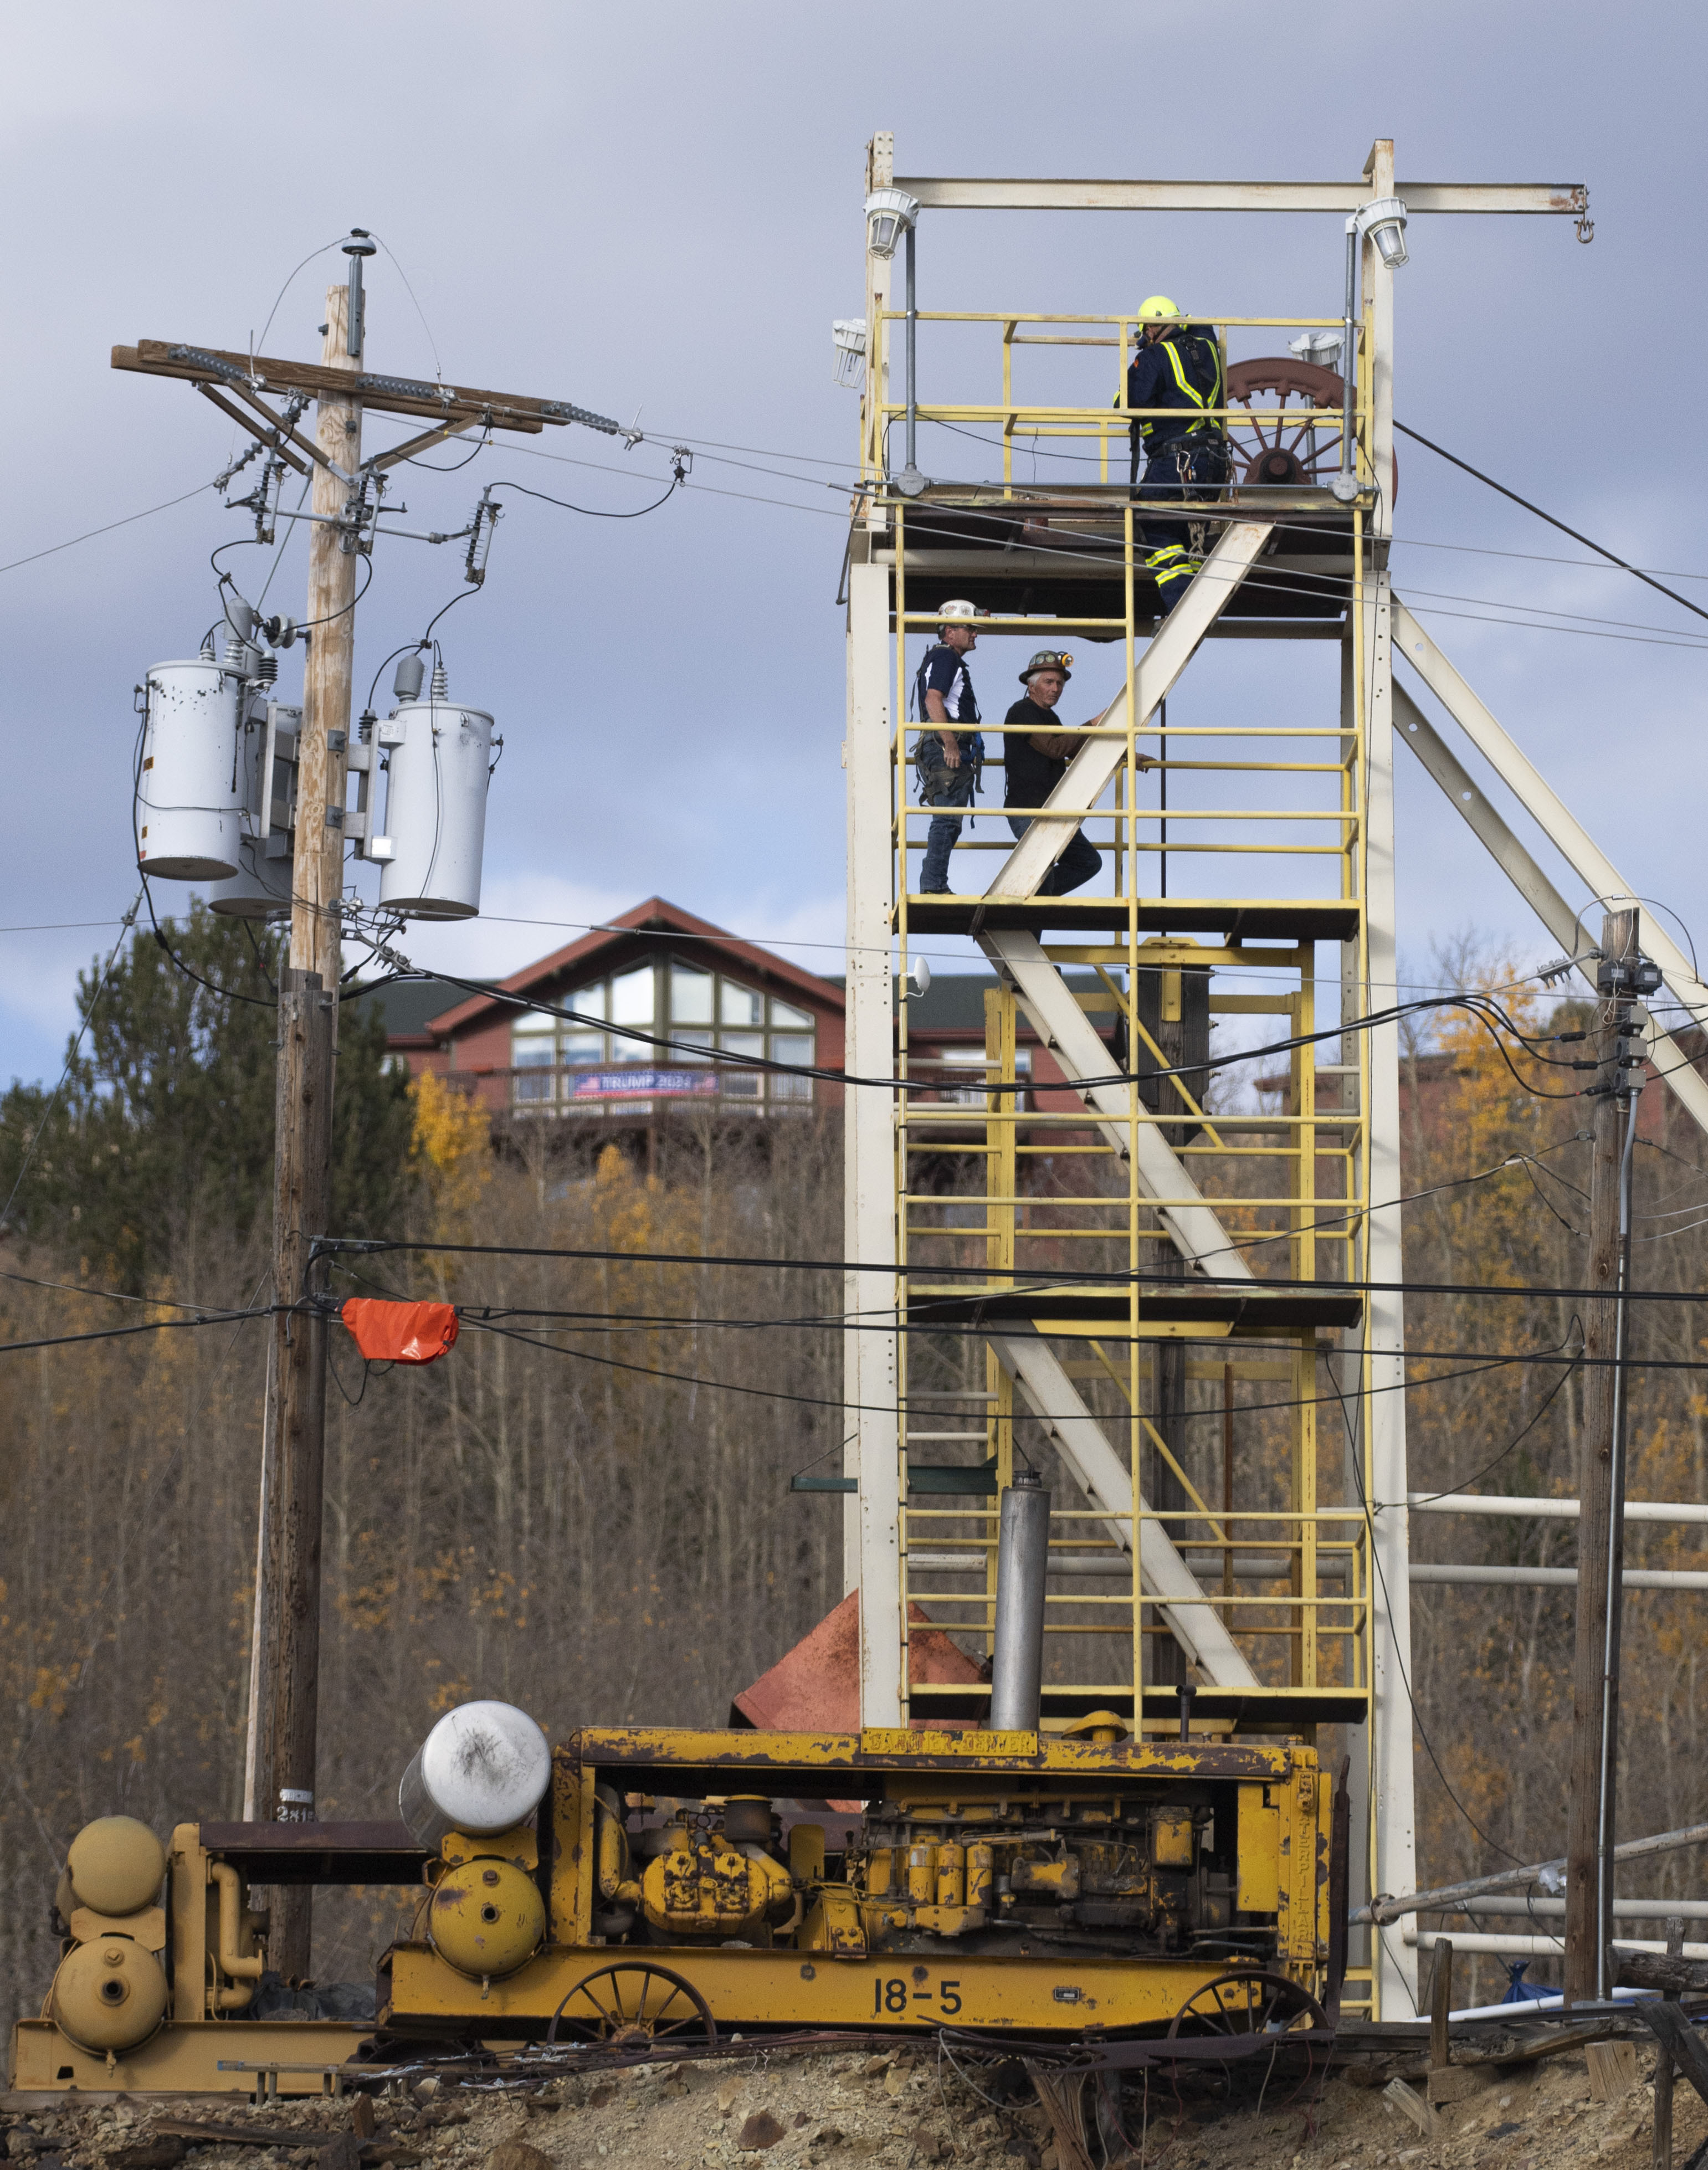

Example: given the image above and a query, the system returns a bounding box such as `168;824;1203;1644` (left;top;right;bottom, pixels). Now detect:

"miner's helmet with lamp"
1020;650;1073;684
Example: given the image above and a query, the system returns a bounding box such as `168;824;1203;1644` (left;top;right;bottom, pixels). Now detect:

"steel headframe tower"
840;135;1634;2019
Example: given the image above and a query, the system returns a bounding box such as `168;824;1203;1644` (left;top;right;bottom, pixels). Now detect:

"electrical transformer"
136;660;245;880
376;690;494;920
204;694;296;919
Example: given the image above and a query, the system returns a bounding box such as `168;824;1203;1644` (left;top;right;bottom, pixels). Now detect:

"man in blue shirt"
913;599;987;894
1121;297;1229;617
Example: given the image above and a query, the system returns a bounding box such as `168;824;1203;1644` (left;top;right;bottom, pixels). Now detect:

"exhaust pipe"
989;1469;1051;1732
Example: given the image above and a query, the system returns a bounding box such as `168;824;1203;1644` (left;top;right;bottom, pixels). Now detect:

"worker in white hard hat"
913;599;988;894
1119;296;1230;617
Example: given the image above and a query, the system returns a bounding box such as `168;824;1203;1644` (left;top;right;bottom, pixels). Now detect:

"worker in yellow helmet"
1120;296;1229;617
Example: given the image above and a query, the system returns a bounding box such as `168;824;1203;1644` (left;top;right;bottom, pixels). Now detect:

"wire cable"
484;474;680;520
0;479;222;578
1395;422;1708;629
317;1229;1708;1314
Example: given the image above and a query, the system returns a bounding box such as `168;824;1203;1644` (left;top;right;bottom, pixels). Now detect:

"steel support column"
844;560;902;1723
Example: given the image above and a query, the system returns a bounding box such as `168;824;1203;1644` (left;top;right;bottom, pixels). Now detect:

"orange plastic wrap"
340;1297;460;1365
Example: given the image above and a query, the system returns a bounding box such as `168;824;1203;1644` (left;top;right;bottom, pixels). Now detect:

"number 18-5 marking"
873;1975;961;2017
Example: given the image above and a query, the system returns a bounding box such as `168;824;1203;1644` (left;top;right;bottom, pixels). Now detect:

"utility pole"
111;266;624;1982
1564;905;1647;2002
257;250;369;1978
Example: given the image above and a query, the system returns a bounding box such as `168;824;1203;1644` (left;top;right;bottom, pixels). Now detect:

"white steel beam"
977;927;1256;1282
1394;599;1708;1035
1360;554;1419;2017
1410;1492;1708;1524
844;561;902;1725
986;521;1275;899
1394;684;1708;1145
1413;1564;1708;1592
896;178;1588;218
990;1336;1259;1689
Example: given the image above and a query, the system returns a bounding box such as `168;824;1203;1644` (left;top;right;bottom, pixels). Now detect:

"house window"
512;1013;558;1104
508;959;819;1108
670;964;714;1024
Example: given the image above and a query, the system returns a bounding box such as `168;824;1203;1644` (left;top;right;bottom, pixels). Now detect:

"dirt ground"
4;2034;1702;2170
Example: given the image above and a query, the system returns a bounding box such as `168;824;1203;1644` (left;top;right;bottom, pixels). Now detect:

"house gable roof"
424;897;844;1040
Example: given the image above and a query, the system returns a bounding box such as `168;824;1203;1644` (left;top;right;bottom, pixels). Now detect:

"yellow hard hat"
1136;294;1183;322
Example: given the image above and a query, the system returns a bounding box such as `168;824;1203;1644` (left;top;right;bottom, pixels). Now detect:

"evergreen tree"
0;905;413;1291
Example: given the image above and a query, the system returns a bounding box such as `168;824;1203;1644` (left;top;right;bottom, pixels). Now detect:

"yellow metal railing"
861;310;1371;493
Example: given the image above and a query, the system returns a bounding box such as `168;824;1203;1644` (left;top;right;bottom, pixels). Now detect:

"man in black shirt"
1002;652;1155;896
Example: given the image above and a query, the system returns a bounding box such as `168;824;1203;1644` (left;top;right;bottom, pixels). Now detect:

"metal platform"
904;1283;1364;1331
899;896;1363;941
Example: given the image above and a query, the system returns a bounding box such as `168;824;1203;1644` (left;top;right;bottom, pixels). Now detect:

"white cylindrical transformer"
204;834;293;919
376;697;494;920
137;660;244;881
398;1700;551;1847
207;691;291;917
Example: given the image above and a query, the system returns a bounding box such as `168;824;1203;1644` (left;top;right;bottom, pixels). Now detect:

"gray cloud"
2;0;1702;1078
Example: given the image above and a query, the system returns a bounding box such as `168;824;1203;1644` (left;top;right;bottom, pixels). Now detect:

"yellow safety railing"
860;310;1372;494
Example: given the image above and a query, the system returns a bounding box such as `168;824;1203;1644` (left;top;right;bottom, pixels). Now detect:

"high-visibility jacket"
1119;326;1225;451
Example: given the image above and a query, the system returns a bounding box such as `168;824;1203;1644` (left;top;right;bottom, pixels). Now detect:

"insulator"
430;660;449;700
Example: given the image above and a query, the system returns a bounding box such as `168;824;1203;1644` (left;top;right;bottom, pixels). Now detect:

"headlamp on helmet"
1020;650;1073;684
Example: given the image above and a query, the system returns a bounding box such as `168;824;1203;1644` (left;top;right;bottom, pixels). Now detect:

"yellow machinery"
16;1731;1335;2089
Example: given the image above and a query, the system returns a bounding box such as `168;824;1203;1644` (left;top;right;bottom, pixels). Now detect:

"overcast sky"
3;1;1704;1085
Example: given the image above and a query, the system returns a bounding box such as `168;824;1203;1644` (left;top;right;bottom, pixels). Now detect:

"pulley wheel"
1166;1967;1327;2039
1223;357;1396;502
545;1961;716;2050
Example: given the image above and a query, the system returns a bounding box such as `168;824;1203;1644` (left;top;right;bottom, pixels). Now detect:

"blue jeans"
1006;814;1101;896
916;739;976;892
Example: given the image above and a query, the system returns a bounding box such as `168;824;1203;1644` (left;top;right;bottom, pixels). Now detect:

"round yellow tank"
49;1937;168;2053
66;1818;166;1917
428;1856;545;1978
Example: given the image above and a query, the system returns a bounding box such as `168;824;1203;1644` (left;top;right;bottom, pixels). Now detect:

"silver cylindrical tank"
398;1700;551;1848
137;660;244;880
376;696;494;919
206;691;291;917
989;1470;1052;1732
204;834;293;919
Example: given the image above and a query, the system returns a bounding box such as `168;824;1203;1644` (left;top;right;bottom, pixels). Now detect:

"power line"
317;1230;1708;1312
1395;422;1708;629
0;479;222;577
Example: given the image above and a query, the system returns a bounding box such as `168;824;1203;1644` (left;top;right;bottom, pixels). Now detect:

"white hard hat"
937;599;988;629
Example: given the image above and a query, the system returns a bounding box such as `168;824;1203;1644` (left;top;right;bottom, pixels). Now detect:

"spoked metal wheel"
1224;358;1349;488
1166;1968;1327;2040
546;1961;717;2051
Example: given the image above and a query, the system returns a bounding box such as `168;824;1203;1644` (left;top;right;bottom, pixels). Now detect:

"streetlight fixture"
864;190;927;496
864;188;920;260
1332;197;1409;501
